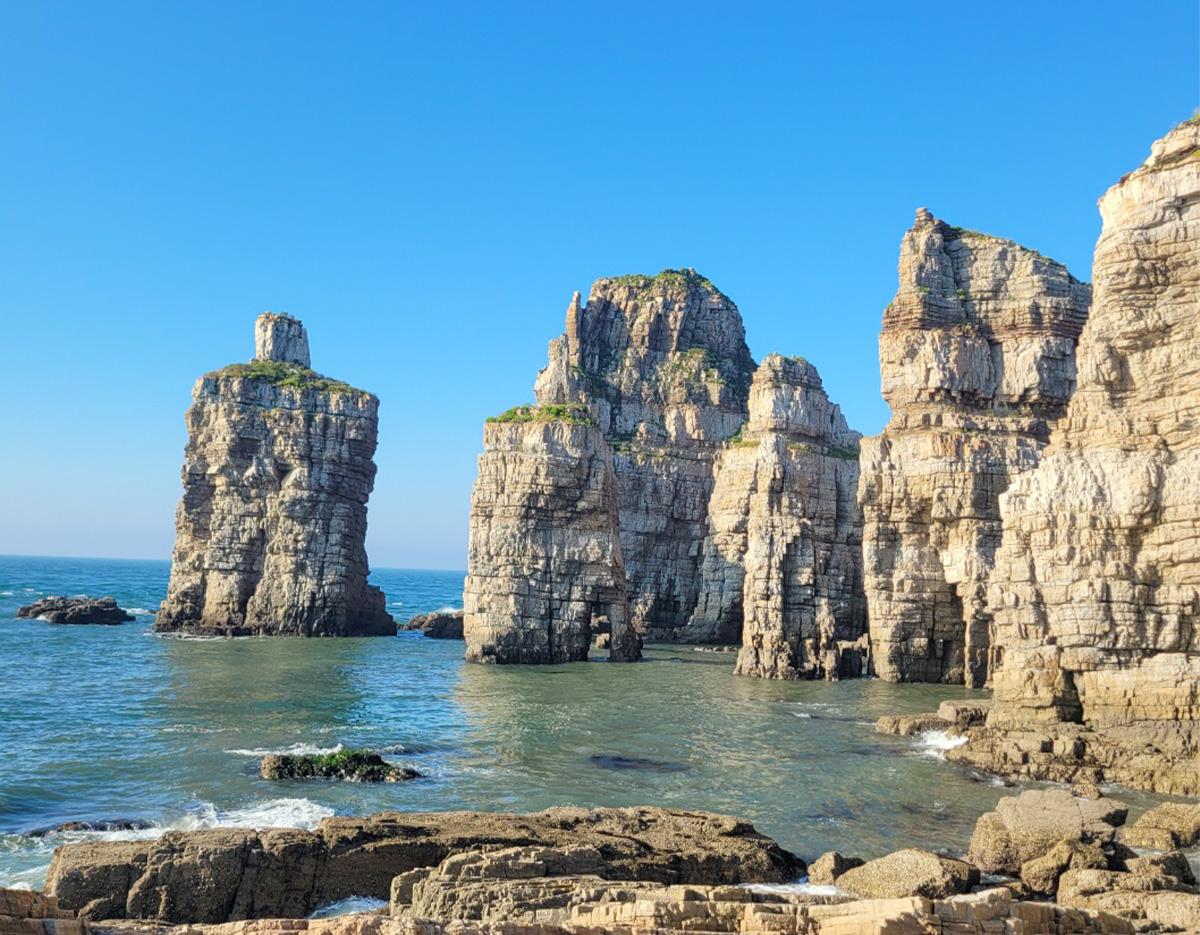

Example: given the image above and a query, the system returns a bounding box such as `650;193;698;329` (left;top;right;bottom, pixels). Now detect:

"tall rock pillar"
155;313;393;637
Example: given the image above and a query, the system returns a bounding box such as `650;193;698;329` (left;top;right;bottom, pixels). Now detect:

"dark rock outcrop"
259;750;421;783
399;610;464;639
155;313;393;637
17;596;133;625
46;807;802;923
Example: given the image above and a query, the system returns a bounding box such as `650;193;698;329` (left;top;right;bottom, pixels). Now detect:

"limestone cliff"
951;121;1200;793
858;210;1090;686
155;313;393;637
462;406;640;663
686;355;866;677
534;270;755;638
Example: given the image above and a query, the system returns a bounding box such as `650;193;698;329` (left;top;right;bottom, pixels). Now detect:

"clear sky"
1;2;1196;570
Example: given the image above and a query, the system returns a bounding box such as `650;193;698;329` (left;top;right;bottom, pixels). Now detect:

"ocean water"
0;555;1167;891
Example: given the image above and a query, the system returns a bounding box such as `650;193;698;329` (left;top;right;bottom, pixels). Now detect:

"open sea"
0;554;1174;892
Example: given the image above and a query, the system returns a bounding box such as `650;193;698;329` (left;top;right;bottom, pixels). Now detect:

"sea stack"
462;406;639;663
951;121;1200;794
533;271;755;640
155;313;393;637
857;210;1091;686
709;355;867;679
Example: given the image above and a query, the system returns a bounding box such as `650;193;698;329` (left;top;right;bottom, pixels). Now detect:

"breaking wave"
225;743;344;758
911;729;968;759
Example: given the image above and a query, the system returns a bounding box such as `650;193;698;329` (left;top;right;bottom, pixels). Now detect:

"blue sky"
1;2;1196;569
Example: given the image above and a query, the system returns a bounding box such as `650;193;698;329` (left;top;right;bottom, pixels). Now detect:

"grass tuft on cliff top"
486;403;596;426
607;268;729;301
213;360;364;394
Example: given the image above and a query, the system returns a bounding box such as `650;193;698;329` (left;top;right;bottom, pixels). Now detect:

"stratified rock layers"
858;210;1090;686
534;271;755;638
463;414;639;663
688;354;866;677
954;122;1200;793
155;314;392;637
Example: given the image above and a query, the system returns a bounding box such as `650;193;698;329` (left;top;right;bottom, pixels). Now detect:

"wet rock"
874;713;952;737
807;851;863;885
46;806;803;923
399;611;464;640
26;819;153;837
858;209;1091;687
260;750;422;783
16;596;133;625
834;848;979;900
967;789;1127;875
155;313;393;637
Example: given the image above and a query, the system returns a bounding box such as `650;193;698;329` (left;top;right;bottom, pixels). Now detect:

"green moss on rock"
214;360;363;394
486;403;596;426
259;749;421;783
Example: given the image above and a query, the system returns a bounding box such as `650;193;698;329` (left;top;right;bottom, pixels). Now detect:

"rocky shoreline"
8;792;1199;934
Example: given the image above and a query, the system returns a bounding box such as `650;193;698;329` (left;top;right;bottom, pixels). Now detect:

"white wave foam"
308;896;388;918
0;591;14;596
793;712;812;719
743;881;848;898
437;606;462;613
126;607;158;616
912;729;968;759
225;743;344;758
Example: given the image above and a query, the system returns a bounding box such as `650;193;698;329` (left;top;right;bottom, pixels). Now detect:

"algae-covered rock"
259;749;421;783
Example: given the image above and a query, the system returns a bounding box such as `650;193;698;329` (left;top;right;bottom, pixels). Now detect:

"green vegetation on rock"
214;360;362;394
607;268;729;301
259;749;421;783
486;403;596;426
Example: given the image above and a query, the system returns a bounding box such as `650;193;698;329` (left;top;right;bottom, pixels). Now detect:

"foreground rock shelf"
24;791;1200;933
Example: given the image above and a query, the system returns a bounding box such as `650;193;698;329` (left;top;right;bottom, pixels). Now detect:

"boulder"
1057;865;1200;932
399;611;464;640
967;789;1127;874
1019;838;1109;897
833;848;979;900
259;750;421;783
46;806;803;923
807;851;863;885
16;596;133;625
874;714;952;737
1119;802;1200;851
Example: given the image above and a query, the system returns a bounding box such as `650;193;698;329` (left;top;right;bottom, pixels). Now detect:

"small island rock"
260;749;421;783
16;596;133;625
400;610;464;639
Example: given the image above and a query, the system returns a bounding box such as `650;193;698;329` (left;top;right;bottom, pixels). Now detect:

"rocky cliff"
534;271;755;638
858;210;1091;686
462;406;640;663
687;354;866;677
950;121;1200;793
155;313;393;637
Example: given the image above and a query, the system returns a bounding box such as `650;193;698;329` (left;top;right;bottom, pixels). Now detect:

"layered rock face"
858;209;1091;686
953;121;1200;793
534;271;755;638
155;314;393;637
687;354;866;676
462;409;639;663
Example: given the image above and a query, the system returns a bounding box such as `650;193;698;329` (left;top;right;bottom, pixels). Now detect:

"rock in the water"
26;819;153;837
260;750;421;783
966;789;1127;876
833;848;979;900
45;806;803;923
155;313;393;637
686;354;867;678
463;409;639;663
858;209;1091;687
16;596;133;625
955;120;1200;794
399;610;464;639
807;851;863;885
533;271;756;639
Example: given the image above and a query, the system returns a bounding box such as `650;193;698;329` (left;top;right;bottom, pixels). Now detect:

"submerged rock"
260;750;421;783
858;209;1090;687
587;755;689;773
25;818;153;837
155;313;393;638
957;120;1200;794
16;596;133;625
45;806;803;923
399;610;464;640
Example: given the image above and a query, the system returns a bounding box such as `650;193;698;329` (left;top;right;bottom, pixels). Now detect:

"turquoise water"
0;554;1149;891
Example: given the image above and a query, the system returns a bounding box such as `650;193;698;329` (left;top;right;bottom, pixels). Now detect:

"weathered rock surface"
0;887;86;935
398;611;463;640
46;807;801;923
858;209;1091;687
684;354;866;676
807;851;864;886
833;848;979;900
259;751;421;783
462;410;639;663
1057;862;1200;933
533;271;756;639
954;121;1200;794
16;596;133;626
967;789;1127;876
155;313;392;638
1119;802;1200;851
